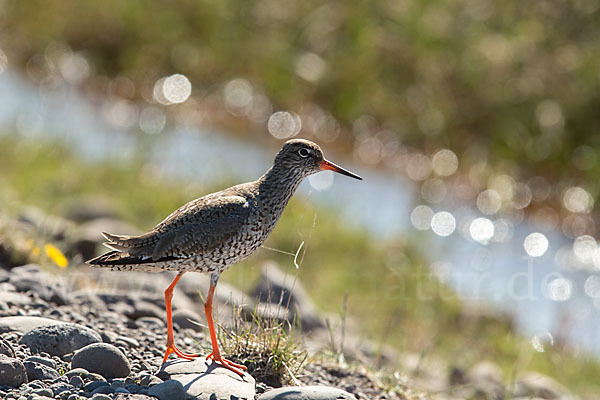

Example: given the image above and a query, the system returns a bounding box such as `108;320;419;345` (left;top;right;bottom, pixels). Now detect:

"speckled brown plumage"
88;139;361;275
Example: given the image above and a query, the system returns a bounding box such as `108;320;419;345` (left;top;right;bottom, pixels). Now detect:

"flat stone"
20;323;102;357
147;380;186;400
0;355;28;387
24;361;60;381
0;316;67;334
158;358;255;400
258;385;357;400
71;343;131;378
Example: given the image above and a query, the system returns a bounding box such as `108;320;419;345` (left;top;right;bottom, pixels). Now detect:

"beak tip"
320;159;362;180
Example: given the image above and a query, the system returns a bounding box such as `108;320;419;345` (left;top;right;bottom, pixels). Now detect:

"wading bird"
88;139;362;376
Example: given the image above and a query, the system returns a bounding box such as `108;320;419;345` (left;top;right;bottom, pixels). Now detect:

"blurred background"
1;0;600;396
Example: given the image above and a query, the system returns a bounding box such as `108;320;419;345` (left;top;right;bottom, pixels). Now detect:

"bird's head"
274;139;362;180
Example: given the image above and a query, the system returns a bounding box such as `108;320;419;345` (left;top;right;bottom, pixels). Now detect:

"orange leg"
204;277;247;376
162;272;199;363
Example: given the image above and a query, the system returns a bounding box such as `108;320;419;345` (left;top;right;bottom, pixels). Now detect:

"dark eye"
298;148;310;158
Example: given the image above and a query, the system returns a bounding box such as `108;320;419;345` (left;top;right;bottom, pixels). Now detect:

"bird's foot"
206;352;247;377
162;343;199;363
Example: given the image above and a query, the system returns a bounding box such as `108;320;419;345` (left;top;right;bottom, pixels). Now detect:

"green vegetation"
2;0;600;196
1;137;599;396
217;306;308;387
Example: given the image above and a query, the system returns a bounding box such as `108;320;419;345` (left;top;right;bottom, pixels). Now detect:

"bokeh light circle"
431;211;456;236
523;232;549;257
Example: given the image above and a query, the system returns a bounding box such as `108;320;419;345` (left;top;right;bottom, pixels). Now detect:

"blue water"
0;70;597;357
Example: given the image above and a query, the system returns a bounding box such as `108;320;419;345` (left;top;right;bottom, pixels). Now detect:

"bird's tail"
87;250;144;267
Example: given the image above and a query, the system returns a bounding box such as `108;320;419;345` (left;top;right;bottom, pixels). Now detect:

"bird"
87;138;362;376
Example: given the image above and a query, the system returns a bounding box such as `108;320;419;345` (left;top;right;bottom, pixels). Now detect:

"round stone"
71;343;130;379
0;356;28;387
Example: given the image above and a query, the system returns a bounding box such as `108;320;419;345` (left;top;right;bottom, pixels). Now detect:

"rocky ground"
0;206;581;400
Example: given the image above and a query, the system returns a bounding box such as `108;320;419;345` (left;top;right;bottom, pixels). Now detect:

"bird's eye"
298;148;310;158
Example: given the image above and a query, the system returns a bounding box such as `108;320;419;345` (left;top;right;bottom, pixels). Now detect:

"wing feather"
100;194;250;262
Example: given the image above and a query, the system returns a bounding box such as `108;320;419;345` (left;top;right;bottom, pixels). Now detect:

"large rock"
251;262;323;330
71;343;131;378
258;385;357;400
0;316;68;334
513;372;574;399
158;358;255;400
0;355;28;387
20;323;102;357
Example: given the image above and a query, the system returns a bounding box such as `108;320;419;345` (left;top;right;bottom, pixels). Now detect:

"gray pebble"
24;361;60;381
99;330;118;344
65;368;89;379
139;374;162;386
24;356;56;369
90;395;112;400
258;385;357;400
0;356;28;387
71;343;130;379
68;375;84;388
0;338;15;357
147;379;186;400
32;388;54;397
84;381;109;392
115;336;139;348
91;385;115;395
110;380;125;388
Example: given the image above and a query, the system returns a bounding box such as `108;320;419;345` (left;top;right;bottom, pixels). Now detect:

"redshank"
87;139;362;376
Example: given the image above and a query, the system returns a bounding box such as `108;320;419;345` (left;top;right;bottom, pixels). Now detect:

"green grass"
2;136;600;397
217;305;308;387
3;0;600;200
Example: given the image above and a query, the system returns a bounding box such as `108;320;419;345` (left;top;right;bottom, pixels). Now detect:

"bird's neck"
256;165;305;208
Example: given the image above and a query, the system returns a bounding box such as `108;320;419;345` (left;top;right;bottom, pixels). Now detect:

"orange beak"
319;159;362;180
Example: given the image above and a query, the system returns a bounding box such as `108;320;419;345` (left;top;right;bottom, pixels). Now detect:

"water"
0;71;598;356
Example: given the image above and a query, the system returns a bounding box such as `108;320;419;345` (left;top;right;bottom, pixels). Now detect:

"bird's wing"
102;195;251;260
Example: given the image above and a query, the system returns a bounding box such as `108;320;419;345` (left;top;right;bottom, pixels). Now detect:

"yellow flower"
44;243;68;268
